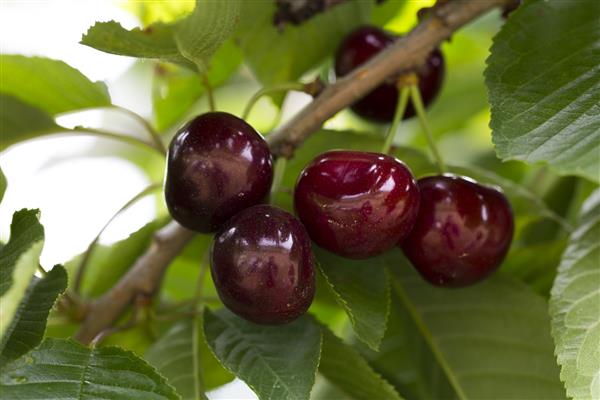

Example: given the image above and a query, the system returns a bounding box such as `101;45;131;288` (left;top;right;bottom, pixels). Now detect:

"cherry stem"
202;74;216;112
242;82;306;121
72;183;162;295
109;105;166;154
270;157;288;198
409;84;446;173
70;126;164;155
381;86;411;154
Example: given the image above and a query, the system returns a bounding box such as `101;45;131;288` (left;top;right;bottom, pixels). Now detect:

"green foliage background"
0;0;598;399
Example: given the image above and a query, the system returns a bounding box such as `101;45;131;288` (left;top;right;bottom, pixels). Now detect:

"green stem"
242;82;306;120
72;183;162;294
409;85;446;173
202;74;216;112
270;157;287;198
381;87;410;154
70;126;163;154
110;105;167;155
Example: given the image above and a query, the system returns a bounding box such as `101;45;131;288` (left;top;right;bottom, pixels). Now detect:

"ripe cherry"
401;175;514;287
211;205;315;324
294;151;420;259
164;112;273;233
334;25;445;122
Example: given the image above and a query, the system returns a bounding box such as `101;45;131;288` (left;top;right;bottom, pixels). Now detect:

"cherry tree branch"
75;0;507;344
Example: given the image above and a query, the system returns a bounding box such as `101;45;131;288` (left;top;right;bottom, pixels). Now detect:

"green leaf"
235;1;370;88
0;95;60;151
319;327;402;400
64;220;163;297
153;40;242;131
145;320;233;399
0;338;179;399
316;248;390;351
550;188;600;399
359;291;454;399
0;167;6;204
486;0;600;182
0;55;111;115
0;265;67;365
203;308;321;400
174;0;240;72
81;20;191;67
388;250;565;399
0;210;44;341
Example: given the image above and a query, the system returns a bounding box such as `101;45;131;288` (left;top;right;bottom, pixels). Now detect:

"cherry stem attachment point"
409;84;446;173
243;82;306;121
381;86;410;154
72;182;162;295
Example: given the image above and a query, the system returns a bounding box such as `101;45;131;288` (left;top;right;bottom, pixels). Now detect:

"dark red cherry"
164;112;273;233
401;175;514;287
294;151;420;259
211;205;315;324
334;25;445;122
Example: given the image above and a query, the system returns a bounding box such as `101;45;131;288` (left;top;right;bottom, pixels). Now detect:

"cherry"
211;205;315;324
294;150;420;259
164;112;273;233
401;175;514;287
334;25;445;122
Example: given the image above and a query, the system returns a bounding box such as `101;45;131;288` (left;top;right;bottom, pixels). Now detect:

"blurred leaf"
0;265;67;365
0;338;179;399
0;210;44;341
0;167;6;204
174;0;240;72
316;248;390;351
550;189;600;399
146;320;234;399
235;1;370;91
388;250;565;399
81;20;192;67
371;0;407;26
500;239;567;297
0;55;111;115
153;40;242;131
161;234;214;302
486;0;600;182
64;220;164;297
203;308;321;400
319;326;402;400
0;95;60;151
125;0;194;25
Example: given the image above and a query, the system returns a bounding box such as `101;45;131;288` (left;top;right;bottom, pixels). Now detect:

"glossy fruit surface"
211;205;315;324
294;150;420;259
164;112;273;233
402;175;514;287
334;25;445;122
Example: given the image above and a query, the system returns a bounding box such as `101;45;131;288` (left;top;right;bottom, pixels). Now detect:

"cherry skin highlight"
294;150;420;259
401;175;514;287
164;112;273;233
334;25;445;122
211;205;315;325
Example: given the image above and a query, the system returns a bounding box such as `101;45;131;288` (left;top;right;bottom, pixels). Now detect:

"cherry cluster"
164;26;514;325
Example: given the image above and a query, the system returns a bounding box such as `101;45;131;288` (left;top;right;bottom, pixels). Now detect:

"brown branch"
75;221;194;343
74;0;506;344
268;0;508;158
